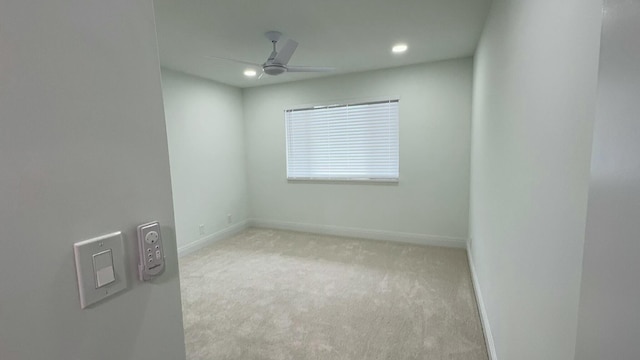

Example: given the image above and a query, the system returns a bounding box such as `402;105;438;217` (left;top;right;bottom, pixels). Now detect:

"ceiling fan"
205;31;335;78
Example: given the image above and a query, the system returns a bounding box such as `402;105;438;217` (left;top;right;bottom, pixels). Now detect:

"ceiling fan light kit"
205;30;335;78
263;64;287;76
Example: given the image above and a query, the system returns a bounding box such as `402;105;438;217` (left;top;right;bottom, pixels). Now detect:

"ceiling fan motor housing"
263;64;287;76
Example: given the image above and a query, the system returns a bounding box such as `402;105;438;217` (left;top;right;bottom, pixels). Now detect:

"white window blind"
285;99;399;181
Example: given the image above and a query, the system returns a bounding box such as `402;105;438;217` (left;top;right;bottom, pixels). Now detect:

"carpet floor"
179;228;488;360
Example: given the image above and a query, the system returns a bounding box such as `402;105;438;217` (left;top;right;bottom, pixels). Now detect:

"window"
285;99;399;182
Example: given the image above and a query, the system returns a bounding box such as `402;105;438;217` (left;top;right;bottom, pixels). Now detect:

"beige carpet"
179;228;488;360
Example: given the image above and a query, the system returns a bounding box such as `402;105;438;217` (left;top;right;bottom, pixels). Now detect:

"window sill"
287;177;399;185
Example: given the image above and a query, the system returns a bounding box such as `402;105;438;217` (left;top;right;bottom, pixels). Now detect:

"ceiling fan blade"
273;39;298;65
203;55;261;67
258;70;265;80
286;66;335;73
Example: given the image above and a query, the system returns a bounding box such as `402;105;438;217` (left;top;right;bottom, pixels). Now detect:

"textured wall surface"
469;0;602;358
0;1;186;359
162;69;248;251
575;0;640;358
244;59;474;244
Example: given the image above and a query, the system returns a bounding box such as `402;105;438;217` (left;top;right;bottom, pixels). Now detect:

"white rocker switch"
93;250;115;288
74;231;127;309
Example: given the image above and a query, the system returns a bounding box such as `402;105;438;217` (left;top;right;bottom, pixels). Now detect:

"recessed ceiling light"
392;43;408;54
243;69;257;77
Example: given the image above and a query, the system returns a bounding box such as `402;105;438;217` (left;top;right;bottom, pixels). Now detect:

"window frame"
284;97;400;183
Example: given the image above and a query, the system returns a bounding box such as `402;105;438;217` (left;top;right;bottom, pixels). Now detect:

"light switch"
73;231;127;309
93;250;115;288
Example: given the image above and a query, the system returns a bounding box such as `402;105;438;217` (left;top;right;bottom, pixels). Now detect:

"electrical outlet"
227;214;232;224
199;224;205;235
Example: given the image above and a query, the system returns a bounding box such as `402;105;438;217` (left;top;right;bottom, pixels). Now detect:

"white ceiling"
153;0;491;88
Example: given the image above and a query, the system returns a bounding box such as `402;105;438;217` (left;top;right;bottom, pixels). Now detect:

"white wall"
243;59;473;246
0;1;186;360
469;0;602;359
161;69;248;254
575;0;640;358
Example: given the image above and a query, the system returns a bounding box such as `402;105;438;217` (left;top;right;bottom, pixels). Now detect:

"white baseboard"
467;239;498;360
177;220;248;257
247;218;466;248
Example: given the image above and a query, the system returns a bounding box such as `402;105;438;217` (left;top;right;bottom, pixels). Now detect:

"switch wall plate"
73;231;127;309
